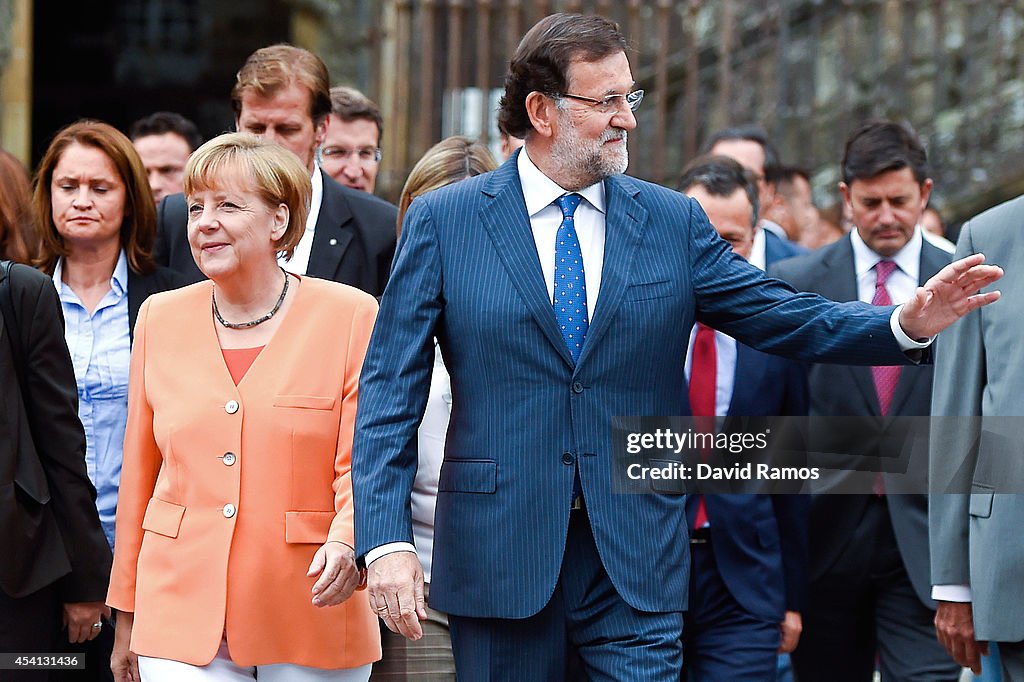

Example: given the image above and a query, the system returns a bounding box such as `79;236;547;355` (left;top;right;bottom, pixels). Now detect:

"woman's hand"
62;601;110;644
110;611;140;682
308;541;362;607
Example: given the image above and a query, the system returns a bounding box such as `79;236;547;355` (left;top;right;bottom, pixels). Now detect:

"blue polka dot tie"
553;193;588;363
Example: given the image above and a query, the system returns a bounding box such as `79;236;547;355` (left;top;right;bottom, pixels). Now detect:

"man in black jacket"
154;44;397;295
0;262;112;678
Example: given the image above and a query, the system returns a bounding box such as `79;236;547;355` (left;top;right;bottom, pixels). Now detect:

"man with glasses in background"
321;86;384;195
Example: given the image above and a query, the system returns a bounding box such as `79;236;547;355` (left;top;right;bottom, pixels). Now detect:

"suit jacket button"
223;503;237;518
225;400;239;414
562;452;575;465
571;381;584;394
222;452;236;466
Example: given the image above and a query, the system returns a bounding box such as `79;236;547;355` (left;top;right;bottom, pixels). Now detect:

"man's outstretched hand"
899;253;1002;340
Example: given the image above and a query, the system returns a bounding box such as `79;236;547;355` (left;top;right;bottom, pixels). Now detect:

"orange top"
221;347;264;385
108;279;381;669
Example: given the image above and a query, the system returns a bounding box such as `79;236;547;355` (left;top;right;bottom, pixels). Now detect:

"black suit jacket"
769;235;951;606
0;264;111;600
127;265;191;342
155;170;398;296
694;340;810;621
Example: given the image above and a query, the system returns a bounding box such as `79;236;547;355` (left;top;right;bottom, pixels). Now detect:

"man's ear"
314;116;328;149
525;92;556;139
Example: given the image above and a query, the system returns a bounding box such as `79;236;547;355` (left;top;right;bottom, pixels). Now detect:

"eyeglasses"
321;146;382;164
557;89;644;114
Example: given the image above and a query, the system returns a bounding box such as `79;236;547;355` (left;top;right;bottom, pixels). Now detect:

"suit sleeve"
329;294;379;548
351;197;442;562
929;221;985;589
688;200;905;366
107;297;164;612
16;270;112;602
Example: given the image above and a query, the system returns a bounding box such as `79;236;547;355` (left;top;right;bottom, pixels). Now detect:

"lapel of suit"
477;160;574;369
305;172;355;279
575;174;648;368
887;241;947;415
820;236;883;415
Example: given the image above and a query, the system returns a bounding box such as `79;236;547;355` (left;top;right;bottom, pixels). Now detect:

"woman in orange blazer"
107;132;380;681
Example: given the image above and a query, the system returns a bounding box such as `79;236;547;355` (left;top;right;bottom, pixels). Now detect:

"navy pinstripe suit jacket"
351;152;912;619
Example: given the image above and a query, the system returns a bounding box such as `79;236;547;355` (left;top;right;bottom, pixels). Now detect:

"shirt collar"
850;224;922;282
517;147;606;217
52;248;129;299
306;164;324;235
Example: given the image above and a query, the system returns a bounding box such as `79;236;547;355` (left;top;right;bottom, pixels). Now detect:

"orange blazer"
107;277;381;668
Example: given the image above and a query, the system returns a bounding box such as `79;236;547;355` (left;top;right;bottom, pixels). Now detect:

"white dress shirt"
850;226;923;306
684;327;737;417
279;165;324;275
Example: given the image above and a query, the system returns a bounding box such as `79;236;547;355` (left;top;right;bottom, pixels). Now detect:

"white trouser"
138;638;372;682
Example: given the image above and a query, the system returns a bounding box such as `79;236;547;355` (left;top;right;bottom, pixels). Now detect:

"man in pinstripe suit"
351;13;1001;682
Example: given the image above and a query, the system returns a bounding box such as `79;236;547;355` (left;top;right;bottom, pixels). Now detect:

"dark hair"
33;120;156;275
774;166;811;199
841;120;929;185
678;154;760;228
0;150;38;263
231;44;331;127
702;125;781;183
330;86;384;145
129;111;203;151
497;13;628;139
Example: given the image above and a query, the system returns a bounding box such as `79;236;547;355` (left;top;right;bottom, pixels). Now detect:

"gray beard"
551;127;629;191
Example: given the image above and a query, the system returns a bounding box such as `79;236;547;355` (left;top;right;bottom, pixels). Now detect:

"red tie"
689;324;716;528
871;261;902;416
871;261;901;496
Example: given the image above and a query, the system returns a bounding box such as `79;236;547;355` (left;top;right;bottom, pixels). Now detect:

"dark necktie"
553;194;588;363
688;323;716;528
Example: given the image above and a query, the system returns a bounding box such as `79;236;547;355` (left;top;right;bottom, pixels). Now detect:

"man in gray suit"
771;120;960;681
931;194;1024;680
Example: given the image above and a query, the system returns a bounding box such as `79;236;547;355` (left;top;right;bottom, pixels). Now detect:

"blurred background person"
0;149;39;264
321;86;383;194
1;260;112;682
919;203;956;252
703;126;806;268
32;119;188;681
155;46;397;294
678;155;810;681
771;120;960;682
766;166;820;245
129;111;203;204
498;129;524;161
370;136;497;682
108;132;380;682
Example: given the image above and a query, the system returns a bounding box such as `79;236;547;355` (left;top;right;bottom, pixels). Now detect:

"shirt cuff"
365;542;417;567
932;584;973;602
891;305;934;350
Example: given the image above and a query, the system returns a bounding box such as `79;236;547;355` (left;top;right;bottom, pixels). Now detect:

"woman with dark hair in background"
370;136;497;681
32;119;187;680
0;149;39;263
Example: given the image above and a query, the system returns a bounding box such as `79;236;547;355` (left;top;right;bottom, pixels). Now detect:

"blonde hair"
184;132;311;259
398;136;498;236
